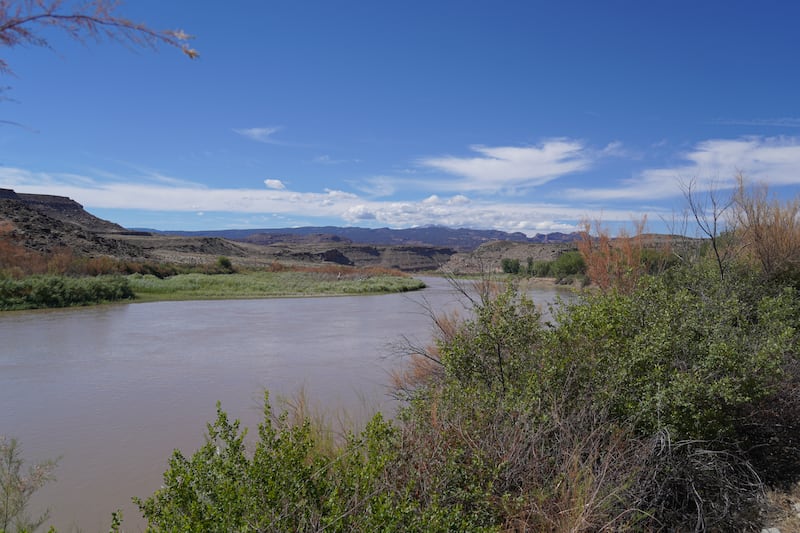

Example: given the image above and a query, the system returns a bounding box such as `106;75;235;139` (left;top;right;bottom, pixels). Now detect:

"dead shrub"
85;255;121;276
735;358;800;489
632;432;766;532
733;174;800;283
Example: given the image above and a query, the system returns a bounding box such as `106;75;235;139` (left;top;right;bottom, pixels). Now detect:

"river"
0;277;569;531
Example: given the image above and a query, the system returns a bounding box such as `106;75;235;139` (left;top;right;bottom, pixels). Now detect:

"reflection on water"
0;277;570;531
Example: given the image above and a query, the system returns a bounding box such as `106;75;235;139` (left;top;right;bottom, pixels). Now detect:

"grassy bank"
128;270;426;302
0;269;425;310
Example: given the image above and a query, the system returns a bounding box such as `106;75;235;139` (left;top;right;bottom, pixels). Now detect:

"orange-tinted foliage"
0;221;48;276
578;217;670;293
0;220;130;277
733;176;800;281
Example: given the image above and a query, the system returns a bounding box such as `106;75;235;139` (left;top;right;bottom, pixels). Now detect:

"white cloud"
421;139;593;191
567;136;800;202
0;166;650;235
344;205;377;220
353;176;397;197
233;126;282;143
601;141;627;157
336;194;640;234
264;179;286;190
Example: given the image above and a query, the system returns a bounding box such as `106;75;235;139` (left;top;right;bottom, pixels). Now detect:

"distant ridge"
0;188;586;270
148;226;582;251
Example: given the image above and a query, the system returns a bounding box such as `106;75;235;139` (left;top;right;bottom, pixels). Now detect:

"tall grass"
0;275;134;310
128;271;424;301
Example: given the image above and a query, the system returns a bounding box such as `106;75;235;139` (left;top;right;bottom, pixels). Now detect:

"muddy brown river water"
0;277;568;531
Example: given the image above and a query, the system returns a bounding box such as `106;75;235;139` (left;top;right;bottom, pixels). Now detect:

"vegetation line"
127;271;426;303
0;246;426;310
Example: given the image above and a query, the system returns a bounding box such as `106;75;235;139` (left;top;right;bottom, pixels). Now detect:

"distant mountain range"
140;226;582;251
0;188;585;271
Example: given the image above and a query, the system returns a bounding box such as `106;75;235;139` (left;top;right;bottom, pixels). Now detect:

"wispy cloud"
313;155;361;165
420;139;594;192
712;118;800;128
351;176;398;197
233;126;282;144
566;136;800;202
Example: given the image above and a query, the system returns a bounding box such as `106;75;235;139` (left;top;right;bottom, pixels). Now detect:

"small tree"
681;178;736;280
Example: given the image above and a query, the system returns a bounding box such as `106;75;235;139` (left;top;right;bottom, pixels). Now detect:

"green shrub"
406;265;798;529
500;258;520;274
549;251;585;279
528;260;551;277
438;285;544;396
136;395;492;532
216;255;233;272
0;275;134;310
550;265;798;440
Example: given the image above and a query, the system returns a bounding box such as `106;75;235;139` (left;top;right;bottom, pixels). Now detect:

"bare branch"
680;178;735;280
0;0;197;75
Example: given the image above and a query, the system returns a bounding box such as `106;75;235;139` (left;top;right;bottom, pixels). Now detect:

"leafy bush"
521;252;585;281
553;266;797;440
549;250;585;279
398;266;799;530
437;285;544;395
500;258;520;274
527;259;551;277
136;395;490;532
0;275;134;310
215;255;234;272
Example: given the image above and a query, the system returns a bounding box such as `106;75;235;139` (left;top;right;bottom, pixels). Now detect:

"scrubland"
4;177;800;532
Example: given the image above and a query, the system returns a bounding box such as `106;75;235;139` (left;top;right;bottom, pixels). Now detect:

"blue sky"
2;0;800;235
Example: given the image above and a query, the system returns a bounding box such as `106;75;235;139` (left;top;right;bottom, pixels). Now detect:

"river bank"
127;270;426;302
0;269;426;311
